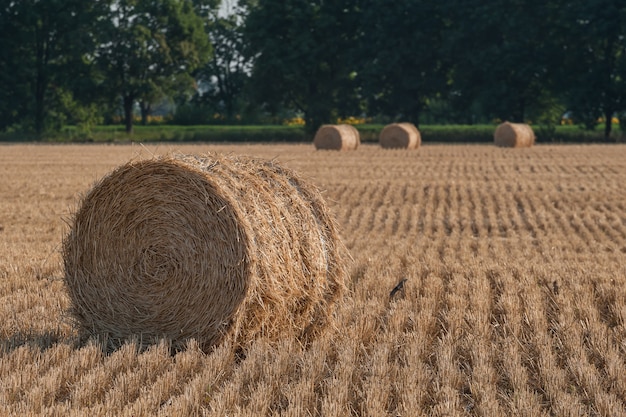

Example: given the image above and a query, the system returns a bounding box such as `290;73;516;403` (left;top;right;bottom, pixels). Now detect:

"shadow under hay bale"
63;153;348;353
379;123;421;149
494;122;535;148
313;124;360;150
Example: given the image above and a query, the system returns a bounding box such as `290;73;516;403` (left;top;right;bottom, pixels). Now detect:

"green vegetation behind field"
1;123;623;144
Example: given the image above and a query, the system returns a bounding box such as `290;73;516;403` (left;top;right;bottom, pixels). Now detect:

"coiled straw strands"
494;122;535;148
313;124;360;150
63;153;348;352
379;123;421;149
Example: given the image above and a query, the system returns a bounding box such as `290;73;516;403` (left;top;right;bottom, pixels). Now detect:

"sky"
218;0;237;17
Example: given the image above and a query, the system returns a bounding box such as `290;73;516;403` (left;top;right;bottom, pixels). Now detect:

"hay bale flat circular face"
313;124;360;150
494;122;535;147
63;154;347;352
379;123;421;149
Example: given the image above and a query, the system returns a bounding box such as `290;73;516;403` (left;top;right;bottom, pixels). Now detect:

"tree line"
1;0;625;138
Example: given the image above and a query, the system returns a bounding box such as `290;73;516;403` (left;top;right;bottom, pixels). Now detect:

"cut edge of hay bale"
494;122;535;148
62;153;349;353
313;124;360;150
379;123;421;149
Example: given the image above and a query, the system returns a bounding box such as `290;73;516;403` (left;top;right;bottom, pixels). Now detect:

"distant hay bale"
494;122;535;148
63;153;348;352
313;124;360;150
379;123;421;149
345;124;361;148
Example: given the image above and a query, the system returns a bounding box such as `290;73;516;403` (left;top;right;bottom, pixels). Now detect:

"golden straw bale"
494;122;535;148
345;124;361;149
313;124;360;150
379;123;421;149
63;153;348;352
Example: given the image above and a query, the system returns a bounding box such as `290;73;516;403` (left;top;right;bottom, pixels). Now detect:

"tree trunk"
140;101;151;126
34;20;48;135
123;95;134;134
34;66;46;135
305;106;332;136
604;108;613;140
304;113;320;136
408;111;420;128
512;97;525;123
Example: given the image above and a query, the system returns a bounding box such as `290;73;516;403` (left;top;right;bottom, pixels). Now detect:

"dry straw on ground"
494;121;535;147
313;124;360;150
62;153;348;352
379;123;421;149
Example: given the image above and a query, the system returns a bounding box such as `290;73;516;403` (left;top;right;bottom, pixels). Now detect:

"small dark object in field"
389;278;407;299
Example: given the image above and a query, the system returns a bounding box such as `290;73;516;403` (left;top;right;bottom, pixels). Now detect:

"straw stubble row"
2;143;625;416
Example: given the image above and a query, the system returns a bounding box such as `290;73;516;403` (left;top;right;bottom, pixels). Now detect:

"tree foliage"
193;7;252;122
0;0;105;134
356;0;450;126
243;0;361;132
2;0;626;138
557;1;626;138
94;0;212;133
443;0;563;124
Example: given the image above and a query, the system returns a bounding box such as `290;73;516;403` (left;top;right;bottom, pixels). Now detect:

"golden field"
1;143;625;416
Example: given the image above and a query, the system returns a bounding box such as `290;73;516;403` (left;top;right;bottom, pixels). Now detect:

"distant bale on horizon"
314;124;360;150
379;123;421;149
63;153;348;353
494;122;535;148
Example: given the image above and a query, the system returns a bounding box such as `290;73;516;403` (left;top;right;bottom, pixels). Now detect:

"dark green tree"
557;1;626;139
444;0;560;124
194;7;253;122
94;0;212;133
0;0;106;134
356;0;451;126
242;0;361;133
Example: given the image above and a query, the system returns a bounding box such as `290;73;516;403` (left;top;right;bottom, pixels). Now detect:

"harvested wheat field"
1;143;625;416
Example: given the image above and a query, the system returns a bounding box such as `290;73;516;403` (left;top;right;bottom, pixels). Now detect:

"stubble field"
1;142;625;416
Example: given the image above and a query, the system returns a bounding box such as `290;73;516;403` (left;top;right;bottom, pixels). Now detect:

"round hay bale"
63;153;348;352
313;124;360;150
494;122;535;147
379;123;421;149
345;124;361;149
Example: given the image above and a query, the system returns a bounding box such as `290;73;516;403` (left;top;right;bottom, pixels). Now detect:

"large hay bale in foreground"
494;122;535;147
313;124;360;150
379;123;421;149
63;153;348;352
